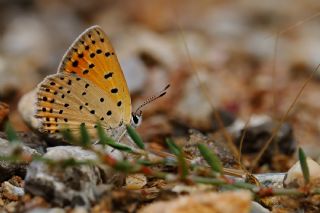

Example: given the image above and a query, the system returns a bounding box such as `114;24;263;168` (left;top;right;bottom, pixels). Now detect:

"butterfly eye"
133;115;139;124
131;114;142;127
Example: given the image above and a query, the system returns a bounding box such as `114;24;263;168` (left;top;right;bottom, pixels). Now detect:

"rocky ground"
1;0;320;212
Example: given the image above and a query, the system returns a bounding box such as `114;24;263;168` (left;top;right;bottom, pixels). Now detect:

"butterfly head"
131;111;142;127
130;84;170;128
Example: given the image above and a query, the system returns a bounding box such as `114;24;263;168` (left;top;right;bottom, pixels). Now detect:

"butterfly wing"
57;25;131;124
35;25;132;138
36;73;124;137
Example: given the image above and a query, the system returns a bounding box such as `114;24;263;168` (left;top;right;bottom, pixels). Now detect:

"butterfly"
35;25;168;140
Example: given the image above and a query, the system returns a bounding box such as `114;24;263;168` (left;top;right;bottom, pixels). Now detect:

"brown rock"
139;191;252;213
183;129;238;168
125;174;147;190
0;102;9;127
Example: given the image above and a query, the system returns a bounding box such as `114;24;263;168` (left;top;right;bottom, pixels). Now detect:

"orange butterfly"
35;26;145;140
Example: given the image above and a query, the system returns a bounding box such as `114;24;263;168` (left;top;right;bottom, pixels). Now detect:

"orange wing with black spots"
58;25;131;124
35;26;132;138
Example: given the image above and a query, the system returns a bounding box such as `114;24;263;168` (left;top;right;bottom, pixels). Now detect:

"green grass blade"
165;138;188;178
165;138;180;156
60;127;75;143
5;122;20;144
198;144;223;174
96;122;107;141
114;160;140;172
126;125;144;149
79;123;90;147
177;152;189;179
96;123;133;152
298;147;310;184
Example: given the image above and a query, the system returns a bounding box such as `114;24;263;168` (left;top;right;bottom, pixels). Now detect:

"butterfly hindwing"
57;25;131;124
36;73;123;138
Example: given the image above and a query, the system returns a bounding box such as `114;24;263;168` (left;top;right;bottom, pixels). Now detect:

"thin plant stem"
176;23;240;161
251;64;320;171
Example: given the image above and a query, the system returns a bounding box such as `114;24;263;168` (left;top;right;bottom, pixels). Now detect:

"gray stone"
0;138;40;182
250;201;270;213
24;146;118;207
254;173;286;188
0;131;47;155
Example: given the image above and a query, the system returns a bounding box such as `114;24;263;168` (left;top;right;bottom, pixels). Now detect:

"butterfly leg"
88;129;127;145
93;139;100;145
115;128;127;142
112;125;142;149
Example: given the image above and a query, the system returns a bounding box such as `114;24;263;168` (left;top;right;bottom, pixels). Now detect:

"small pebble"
284;157;320;187
125;173;147;190
2;181;24;201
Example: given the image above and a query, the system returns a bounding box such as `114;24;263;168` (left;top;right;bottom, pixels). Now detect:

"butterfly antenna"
135;84;170;114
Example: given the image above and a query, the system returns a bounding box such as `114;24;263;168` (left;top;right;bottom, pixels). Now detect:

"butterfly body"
35;26;138;139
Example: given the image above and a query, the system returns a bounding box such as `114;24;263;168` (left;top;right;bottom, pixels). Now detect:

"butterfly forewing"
57;25;131;124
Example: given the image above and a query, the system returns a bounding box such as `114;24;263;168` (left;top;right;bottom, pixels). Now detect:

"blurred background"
1;0;320;160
